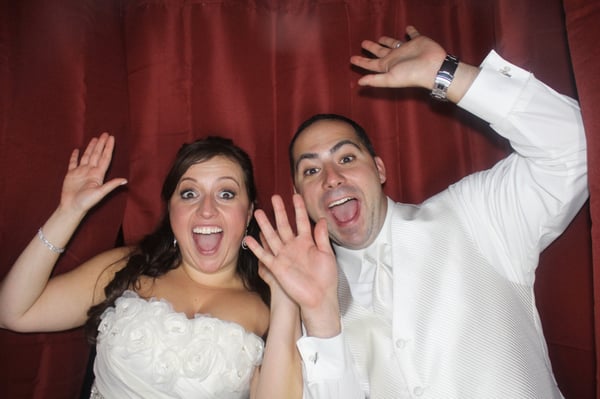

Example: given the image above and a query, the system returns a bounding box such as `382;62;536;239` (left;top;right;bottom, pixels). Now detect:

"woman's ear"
246;203;255;226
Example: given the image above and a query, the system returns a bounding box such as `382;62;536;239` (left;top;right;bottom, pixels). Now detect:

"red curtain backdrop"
1;0;598;397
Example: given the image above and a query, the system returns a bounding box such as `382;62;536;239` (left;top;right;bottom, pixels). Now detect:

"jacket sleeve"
451;50;588;285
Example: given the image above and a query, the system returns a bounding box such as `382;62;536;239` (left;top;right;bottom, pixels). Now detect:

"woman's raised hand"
59;132;127;215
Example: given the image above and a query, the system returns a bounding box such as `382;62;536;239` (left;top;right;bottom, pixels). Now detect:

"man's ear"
374;156;387;184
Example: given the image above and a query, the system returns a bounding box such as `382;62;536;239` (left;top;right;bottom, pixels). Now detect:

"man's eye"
180;189;196;199
219;190;235;200
303;167;319;176
340;155;355;164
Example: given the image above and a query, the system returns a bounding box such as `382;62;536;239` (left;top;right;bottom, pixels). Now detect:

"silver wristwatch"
430;54;459;101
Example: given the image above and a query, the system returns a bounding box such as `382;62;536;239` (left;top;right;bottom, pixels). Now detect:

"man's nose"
322;164;344;189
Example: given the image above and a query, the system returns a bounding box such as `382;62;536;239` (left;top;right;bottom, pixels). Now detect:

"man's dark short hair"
288;113;377;179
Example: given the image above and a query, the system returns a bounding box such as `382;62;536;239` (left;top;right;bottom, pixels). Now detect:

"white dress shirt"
335;198;394;314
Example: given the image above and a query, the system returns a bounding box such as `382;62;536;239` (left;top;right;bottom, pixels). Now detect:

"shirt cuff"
296;332;349;382
458;49;532;126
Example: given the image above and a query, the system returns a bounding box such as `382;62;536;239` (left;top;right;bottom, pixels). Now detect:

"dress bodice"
91;290;264;398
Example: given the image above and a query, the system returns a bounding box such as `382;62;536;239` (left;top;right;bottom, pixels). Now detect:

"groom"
247;26;587;398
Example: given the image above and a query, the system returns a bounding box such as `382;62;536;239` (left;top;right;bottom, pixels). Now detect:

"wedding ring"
394;41;402;48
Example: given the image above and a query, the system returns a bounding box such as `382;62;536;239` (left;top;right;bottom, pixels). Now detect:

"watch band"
430;54;459;101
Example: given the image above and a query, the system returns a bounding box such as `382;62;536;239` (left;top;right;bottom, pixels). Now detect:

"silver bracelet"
37;228;65;254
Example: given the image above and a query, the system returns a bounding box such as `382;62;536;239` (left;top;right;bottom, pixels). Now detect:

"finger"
98;178;128;197
87;178;126;207
350;54;386;74
378;36;402;49
271;195;295;242
79;137;99;166
253;208;283;254
405;25;420;39
356;71;396;87
360;40;392;60
67;149;80;171
259;231;273;255
314;218;334;256
88;133;110;167
292;193;313;237
97;134;115;171
244;235;275;267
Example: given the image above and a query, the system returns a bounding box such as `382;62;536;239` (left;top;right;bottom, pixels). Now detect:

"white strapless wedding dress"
90;290;264;398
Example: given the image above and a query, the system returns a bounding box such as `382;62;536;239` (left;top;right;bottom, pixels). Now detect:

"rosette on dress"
92;291;264;399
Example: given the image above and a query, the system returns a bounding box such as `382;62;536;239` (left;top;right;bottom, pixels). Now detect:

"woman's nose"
197;196;217;217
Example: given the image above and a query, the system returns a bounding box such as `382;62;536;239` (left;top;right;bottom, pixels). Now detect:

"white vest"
338;193;563;398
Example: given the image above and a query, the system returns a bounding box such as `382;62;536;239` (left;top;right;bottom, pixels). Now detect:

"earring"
173;238;177;247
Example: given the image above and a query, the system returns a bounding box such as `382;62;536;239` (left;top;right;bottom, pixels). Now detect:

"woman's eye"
180;189;197;199
219;190;235;200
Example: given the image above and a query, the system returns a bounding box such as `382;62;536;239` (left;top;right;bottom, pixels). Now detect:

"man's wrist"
430;54;459;101
301;302;341;338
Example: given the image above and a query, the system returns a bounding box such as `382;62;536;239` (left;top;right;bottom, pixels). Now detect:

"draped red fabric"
562;1;600;397
492;2;596;398
0;0;596;397
0;1;129;397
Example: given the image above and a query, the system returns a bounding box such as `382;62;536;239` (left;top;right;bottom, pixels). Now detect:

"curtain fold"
562;0;600;397
0;0;596;397
0;1;129;397
492;1;596;398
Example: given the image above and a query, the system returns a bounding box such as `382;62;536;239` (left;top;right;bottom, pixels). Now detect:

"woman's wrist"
38;206;86;251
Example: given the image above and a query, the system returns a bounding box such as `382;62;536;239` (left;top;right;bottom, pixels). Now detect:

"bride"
0;133;302;398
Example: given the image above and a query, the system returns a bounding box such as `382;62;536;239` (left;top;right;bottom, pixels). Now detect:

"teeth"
329;197;352;208
192;226;223;234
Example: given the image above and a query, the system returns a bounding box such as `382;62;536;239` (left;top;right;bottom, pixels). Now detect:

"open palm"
59;133;126;214
246;194;341;337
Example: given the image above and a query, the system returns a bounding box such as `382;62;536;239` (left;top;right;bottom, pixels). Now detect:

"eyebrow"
295;139;362;173
179;175;241;187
